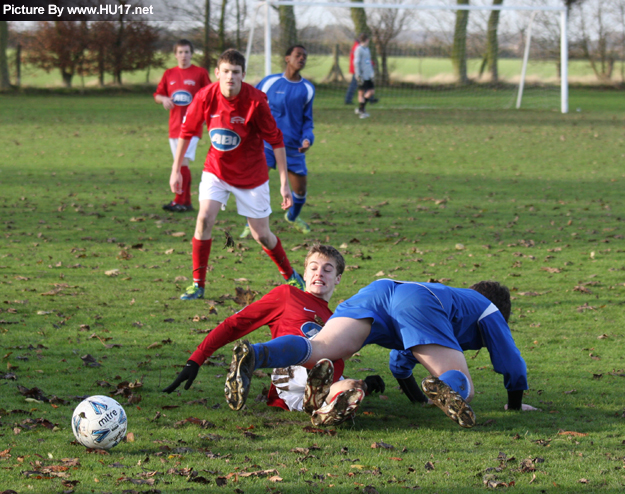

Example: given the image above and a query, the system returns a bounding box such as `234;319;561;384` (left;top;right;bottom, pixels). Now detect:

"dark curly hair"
469;281;511;322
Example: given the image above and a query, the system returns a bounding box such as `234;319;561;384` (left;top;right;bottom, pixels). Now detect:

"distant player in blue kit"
225;280;539;428
241;45;315;238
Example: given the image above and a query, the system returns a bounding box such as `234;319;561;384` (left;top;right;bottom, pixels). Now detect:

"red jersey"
154;65;211;138
180;82;285;189
189;284;344;410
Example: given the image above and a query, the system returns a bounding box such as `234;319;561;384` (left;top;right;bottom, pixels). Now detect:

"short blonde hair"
304;244;345;276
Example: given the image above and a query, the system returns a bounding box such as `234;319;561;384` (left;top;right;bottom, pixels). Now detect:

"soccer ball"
71;395;127;450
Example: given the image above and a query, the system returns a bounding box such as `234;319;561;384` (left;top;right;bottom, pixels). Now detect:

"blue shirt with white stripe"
256;74;315;150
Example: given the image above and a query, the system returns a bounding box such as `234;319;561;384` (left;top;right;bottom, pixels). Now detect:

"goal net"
243;0;568;112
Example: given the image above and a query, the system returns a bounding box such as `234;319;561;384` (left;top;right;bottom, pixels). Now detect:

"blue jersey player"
225;280;539;428
241;45;315;237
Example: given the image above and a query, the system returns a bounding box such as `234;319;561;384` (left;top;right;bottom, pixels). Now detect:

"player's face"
304;254;341;302
285;47;307;72
175;45;192;69
215;62;245;99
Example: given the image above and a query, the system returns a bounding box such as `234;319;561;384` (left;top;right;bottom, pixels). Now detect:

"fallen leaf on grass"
371;441;394;450
170;232;186;237
80;354;101;367
238;469;279;478
233;287;258;307
174;417;215;429
425;461;435;471
302;425;336;436
541;267;561;274
104;269;120;277
126;432;135;442
86;448;110;455
117;476;155;485
558;431;588;437
223;231;235;248
573;285;592;294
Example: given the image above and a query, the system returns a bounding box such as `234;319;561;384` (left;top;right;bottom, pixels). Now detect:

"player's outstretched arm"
274;147;293;209
162;360;200;393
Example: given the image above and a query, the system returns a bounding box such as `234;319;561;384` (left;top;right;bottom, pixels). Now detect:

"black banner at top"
1;0;169;21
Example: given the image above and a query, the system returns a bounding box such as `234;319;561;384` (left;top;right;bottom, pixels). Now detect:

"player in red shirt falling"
154;40;211;213
162;245;386;425
170;49;305;300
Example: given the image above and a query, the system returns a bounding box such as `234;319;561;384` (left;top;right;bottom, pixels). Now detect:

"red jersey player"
170;49;305;300
163;245;385;422
154;39;210;213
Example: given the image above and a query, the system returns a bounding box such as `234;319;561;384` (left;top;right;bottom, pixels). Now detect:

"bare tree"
23;21;90;87
481;0;504;82
350;0;379;79
1;21;10;89
278;5;298;59
451;0;470;84
578;1;616;82
368;0;412;86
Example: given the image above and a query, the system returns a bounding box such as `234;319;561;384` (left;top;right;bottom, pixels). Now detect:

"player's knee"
195;215;214;236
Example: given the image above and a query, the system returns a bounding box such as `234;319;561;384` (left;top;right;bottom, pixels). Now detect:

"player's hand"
162;97;175;111
162;360;200;393
363;375;385;395
298;140;311;153
356;77;363;85
280;183;293;210
170;169;183;194
504;403;541;411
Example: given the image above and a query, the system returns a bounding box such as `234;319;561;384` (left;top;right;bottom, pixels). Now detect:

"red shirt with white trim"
180;82;285;189
189;284;344;410
154;65;211;138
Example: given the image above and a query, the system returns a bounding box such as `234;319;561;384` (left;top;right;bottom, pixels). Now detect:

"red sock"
181;166;192;206
192;237;212;288
174;165;190;205
262;237;294;280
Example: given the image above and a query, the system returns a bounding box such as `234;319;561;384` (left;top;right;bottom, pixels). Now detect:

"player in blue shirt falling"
224;280;539;428
241;45;315;237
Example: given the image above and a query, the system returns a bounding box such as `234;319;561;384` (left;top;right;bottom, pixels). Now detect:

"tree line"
1;0;623;90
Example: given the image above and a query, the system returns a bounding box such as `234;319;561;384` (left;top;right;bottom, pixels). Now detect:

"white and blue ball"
71;395;127;450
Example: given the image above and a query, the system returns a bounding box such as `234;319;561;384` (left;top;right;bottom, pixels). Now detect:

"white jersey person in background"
354;33;375;119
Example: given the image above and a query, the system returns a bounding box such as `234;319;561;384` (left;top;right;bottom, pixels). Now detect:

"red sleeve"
180;86;209;140
189;288;284;365
254;94;284;150
154;70;169;98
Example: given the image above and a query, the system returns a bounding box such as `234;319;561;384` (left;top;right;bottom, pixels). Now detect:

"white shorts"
271;366;308;411
169;136;199;162
198;172;272;219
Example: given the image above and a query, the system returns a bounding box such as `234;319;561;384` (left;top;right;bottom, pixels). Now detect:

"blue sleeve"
479;311;528;392
389;349;418;379
301;84;315;146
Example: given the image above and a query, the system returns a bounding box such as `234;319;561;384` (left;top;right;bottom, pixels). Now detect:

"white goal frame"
245;1;569;113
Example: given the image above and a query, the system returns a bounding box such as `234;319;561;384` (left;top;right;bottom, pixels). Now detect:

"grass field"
1;89;625;493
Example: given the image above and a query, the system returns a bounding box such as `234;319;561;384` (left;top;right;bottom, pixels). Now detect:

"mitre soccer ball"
71;395;127;450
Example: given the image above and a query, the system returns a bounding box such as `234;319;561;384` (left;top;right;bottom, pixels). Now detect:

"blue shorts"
330;280;462;353
265;146;307;176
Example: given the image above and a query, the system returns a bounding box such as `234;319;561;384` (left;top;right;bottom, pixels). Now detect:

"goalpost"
245;1;568;113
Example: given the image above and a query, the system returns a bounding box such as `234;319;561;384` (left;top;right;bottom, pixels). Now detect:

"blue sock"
439;370;471;400
287;192;306;221
251;335;312;370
